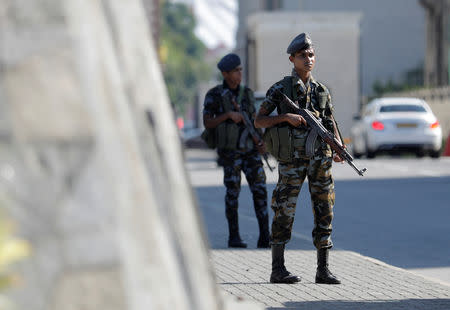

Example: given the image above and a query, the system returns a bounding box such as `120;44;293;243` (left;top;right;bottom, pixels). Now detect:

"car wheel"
352;147;363;159
415;150;425;158
351;135;363;159
430;150;441;158
363;135;376;159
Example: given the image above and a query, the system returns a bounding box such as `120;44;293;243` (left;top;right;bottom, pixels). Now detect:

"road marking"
408;267;450;287
376;161;447;177
419;170;441;177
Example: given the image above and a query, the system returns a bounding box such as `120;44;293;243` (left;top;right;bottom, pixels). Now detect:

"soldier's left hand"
333;153;345;163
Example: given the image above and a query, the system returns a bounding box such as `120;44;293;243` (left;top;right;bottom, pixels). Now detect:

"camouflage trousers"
271;156;335;249
218;149;268;223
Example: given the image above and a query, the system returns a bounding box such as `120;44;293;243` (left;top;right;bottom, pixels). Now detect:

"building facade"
236;0;426;97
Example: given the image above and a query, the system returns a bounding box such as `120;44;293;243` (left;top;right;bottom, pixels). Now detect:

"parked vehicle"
350;97;442;158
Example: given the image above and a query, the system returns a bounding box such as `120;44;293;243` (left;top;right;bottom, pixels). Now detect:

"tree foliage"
159;1;211;115
371;65;424;99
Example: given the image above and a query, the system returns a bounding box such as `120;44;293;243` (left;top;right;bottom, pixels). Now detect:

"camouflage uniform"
262;70;335;249
203;82;269;246
219;148;267;224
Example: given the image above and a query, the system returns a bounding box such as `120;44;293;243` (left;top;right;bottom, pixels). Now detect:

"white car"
350;97;442;158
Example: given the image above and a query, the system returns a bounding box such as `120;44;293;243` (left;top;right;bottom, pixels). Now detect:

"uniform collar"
291;69;316;93
223;80;240;94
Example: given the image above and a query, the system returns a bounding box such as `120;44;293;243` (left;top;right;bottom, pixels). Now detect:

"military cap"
217;53;241;72
286;33;313;54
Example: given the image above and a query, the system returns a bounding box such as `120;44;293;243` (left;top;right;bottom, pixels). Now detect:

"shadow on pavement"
267;298;450;310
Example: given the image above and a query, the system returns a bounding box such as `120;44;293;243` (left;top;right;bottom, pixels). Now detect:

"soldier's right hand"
256;141;267;155
285;113;307;127
228;111;243;123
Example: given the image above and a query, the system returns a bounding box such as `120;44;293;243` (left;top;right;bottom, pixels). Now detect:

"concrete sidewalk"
185;148;450;309
211;248;450;309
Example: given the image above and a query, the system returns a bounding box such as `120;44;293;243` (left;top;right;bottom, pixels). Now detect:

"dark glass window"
379;105;427;113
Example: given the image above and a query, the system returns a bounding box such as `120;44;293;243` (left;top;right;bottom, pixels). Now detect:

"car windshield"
379;104;427;113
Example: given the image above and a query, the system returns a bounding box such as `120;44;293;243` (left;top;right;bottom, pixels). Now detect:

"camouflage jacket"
203;81;257;151
261;69;334;159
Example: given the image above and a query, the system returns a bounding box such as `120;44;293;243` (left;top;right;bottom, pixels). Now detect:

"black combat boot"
315;248;341;284
270;244;301;283
256;214;270;248
227;212;247;248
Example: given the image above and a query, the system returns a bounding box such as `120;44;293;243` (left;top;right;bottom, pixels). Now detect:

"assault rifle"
277;91;367;176
231;98;274;172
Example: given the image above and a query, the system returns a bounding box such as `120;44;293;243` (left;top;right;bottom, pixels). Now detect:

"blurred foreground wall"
0;1;260;310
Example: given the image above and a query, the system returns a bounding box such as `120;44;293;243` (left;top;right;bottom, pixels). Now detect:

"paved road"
186;149;450;285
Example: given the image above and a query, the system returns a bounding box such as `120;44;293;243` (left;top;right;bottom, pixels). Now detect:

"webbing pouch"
263;126;293;162
216;122;240;150
317;92;328;110
277;127;292;162
263;127;275;154
201;128;216;149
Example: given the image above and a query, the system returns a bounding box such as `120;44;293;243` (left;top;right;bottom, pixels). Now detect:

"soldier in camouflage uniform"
203;53;270;248
255;33;343;284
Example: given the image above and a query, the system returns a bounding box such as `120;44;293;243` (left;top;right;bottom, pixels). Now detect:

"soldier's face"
222;66;242;88
289;48;315;73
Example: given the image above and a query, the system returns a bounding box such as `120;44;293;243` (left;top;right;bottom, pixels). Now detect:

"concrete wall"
420;0;450;87
0;1;261;310
247;12;361;138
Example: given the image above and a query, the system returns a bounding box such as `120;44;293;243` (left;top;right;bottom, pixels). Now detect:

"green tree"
159;1;211;116
371;64;424;99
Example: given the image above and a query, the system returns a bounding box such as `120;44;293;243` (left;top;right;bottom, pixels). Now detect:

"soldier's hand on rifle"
255;140;266;155
333;137;346;163
333;144;346;163
333;153;345;163
285;113;307;127
228;111;243;123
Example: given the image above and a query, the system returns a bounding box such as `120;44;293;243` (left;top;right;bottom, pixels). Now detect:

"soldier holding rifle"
255;33;349;284
202;53;271;248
